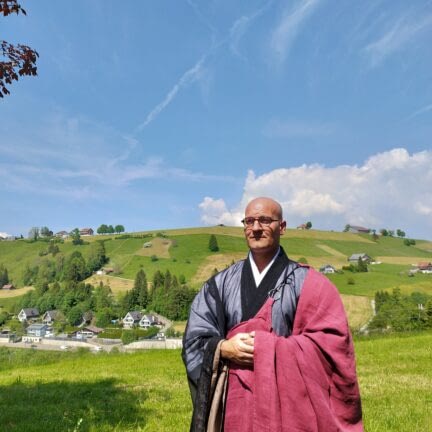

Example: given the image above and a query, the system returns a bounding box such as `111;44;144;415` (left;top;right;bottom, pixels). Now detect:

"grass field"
0;331;431;431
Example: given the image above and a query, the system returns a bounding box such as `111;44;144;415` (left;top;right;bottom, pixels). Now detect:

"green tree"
67;305;83;326
396;229;406;238
40;226;52;237
208;234;219;252
379;228;388;237
71;228;83;245
114;224;125;234
134;269;148;308
97;224;109;235
108;225;115;234
0;264;9;287
343;224;350;232
87;240;107;273
357;257;368;273
63;251;87;282
305;221;312;229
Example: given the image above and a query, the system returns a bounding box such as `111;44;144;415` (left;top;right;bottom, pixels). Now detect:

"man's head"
243;197;286;258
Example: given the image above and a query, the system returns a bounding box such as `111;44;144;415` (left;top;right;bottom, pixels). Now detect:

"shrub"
150;255;158;262
347;277;355;285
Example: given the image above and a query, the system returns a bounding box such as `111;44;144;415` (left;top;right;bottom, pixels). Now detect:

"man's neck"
250;248;279;273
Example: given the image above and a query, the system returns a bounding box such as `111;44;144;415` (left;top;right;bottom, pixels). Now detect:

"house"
42;310;62;324
17;308;40;322
55;230;69;239
348;253;372;264
143;242;152;248
2;284;15;290
139;314;158;329
417;262;432;274
79;228;94;236
319;264;336;274
296;224;307;230
26;323;49;337
348;226;370;234
74;325;104;339
123;311;143;328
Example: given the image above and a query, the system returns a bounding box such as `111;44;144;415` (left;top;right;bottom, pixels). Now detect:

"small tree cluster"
97;224;125;235
0;263;9;287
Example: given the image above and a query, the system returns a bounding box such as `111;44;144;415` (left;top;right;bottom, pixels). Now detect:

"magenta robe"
224;268;363;432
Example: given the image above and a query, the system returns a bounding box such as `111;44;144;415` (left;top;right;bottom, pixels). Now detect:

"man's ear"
280;220;286;235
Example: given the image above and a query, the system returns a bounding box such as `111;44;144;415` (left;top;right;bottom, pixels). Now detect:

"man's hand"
220;331;255;366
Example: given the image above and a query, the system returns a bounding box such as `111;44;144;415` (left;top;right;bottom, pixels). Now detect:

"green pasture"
0;331;431;431
327;263;432;297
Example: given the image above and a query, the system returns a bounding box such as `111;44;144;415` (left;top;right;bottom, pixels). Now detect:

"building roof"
27;323;48;331
21;308;39;317
2;284;15;289
125;311;143;321
83;325;104;334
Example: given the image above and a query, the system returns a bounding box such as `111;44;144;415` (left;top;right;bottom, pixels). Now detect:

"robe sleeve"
254;269;363;432
182;277;226;403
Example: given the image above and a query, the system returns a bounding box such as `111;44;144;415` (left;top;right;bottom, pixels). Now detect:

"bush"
347;277;355;285
297;257;308;264
150;255;158;262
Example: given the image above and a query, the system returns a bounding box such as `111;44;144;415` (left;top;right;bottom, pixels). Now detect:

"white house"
139;314;158;329
123;311;143;328
18;308;39;322
319;264;336;274
42;310;61;324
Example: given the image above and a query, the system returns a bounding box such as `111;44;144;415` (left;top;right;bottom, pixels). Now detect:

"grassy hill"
0;227;431;325
0;331;431;431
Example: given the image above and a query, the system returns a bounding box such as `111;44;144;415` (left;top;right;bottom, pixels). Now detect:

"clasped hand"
220;331;255;366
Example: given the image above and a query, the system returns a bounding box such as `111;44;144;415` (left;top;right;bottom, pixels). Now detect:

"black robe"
182;248;308;431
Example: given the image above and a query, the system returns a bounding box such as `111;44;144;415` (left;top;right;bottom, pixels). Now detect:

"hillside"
0;227;431;311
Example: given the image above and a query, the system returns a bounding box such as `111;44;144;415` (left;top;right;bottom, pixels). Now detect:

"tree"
40;226;52;237
208;234;219;252
133;269;148;308
28;226;39;241
71;228;83;245
343;224;350;232
0;263;9;287
305;221;312;230
1;1;38;98
97;224;109;235
396;229;405;238
379;228;388;237
108;225;115;234
114;224;125;234
357;257;368;273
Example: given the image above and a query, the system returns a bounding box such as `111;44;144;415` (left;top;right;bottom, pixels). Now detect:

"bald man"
183;197;363;432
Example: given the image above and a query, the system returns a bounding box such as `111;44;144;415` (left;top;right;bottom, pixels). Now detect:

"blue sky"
1;0;432;240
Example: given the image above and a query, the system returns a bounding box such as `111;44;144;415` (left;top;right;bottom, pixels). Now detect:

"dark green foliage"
305;221;312;229
347;277;355;285
87;241;108;273
95;308;114;328
369;288;432;332
208;234;219;252
121;327;158;344
71;228;83;245
357;257;368;272
0;264;9;287
67;305;83;326
150;255;158;262
114;225;125;234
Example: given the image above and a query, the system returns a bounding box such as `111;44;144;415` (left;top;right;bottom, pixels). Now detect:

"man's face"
243;199;286;256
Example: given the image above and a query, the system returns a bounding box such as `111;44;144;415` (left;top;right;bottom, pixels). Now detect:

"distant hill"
0;226;431;298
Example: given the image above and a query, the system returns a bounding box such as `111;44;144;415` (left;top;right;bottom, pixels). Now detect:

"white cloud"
363;13;432;67
270;0;322;65
199;148;432;239
407;103;432;120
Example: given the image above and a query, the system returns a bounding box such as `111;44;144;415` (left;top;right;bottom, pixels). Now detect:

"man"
182;197;363;432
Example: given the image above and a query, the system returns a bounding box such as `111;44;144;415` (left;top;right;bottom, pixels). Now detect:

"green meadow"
0;331;431;431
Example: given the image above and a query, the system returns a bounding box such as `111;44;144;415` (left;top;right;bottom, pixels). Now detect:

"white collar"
248;247;280;287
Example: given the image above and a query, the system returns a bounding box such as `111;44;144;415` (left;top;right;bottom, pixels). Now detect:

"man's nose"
252;219;262;230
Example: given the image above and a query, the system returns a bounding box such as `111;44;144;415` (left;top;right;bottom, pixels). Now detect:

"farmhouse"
123;311;143;328
73;325;104;339
319;264;336;274
296;224;307;230
348;225;370;234
55;230;69;239
79;228;94;236
42;310;62;324
348;253;372;264
417;262;432;274
17;308;40;322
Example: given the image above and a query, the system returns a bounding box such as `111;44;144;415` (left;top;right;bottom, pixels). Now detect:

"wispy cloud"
229;2;272;59
363;12;432;67
406;103;432;120
270;0;322;66
135;56;206;133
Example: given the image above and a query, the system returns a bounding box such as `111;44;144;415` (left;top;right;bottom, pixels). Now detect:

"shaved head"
245;197;283;220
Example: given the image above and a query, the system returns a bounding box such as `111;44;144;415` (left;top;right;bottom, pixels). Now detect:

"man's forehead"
245;198;279;215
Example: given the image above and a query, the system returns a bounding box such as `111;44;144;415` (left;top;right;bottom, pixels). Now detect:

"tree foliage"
208;234;219;252
0;1;38;98
0;263;9;287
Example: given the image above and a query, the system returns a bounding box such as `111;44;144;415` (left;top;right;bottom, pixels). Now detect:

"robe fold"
182;250;363;432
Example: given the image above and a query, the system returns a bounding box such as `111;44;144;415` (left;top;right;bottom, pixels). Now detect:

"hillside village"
0;224;432;350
